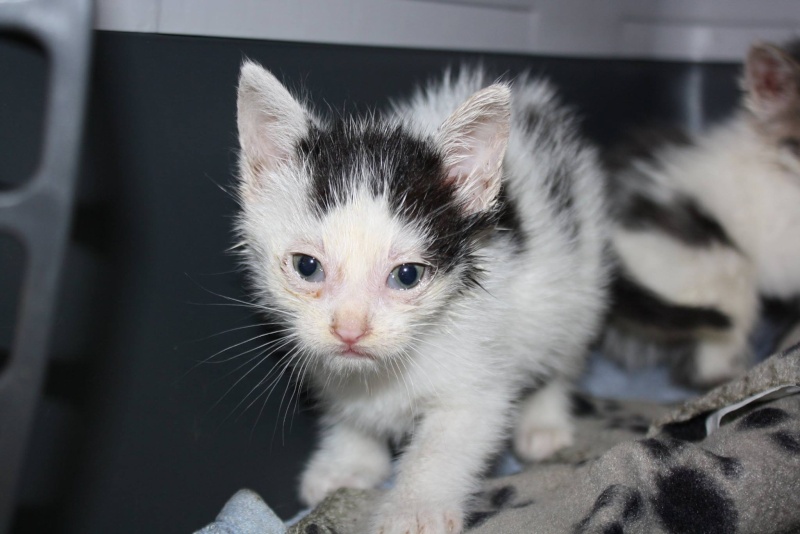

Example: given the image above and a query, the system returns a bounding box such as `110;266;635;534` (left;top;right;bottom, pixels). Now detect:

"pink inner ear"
443;153;501;214
753;56;791;100
747;46;799;117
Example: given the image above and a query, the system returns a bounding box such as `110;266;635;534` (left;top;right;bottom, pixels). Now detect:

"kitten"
604;41;800;388
234;63;609;533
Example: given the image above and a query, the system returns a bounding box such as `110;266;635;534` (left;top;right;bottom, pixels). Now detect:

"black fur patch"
304;524;321;534
496;185;526;252
606;127;735;248
299;120;524;289
620;193;733;248
737;407;791;430
770;431;800;454
652;467;738;534
524;109;542;132
611;274;732;331
544;164;579;238
605;128;694;174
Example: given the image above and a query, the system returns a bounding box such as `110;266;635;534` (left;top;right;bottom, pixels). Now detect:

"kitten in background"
234;63;609;533
604;40;800;388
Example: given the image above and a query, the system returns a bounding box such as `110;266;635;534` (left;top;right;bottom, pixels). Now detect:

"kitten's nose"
332;324;366;345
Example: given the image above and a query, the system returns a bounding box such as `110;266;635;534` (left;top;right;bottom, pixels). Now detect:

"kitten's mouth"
338;346;375;360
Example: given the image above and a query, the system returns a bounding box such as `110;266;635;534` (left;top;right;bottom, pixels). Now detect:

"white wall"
95;0;800;61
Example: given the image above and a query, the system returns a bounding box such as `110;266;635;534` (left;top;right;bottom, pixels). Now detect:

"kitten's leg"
687;280;759;389
513;378;574;462
372;394;512;534
299;422;391;507
687;329;751;389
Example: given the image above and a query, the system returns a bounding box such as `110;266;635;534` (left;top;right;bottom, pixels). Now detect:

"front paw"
372;499;463;534
300;462;389;507
513;424;573;462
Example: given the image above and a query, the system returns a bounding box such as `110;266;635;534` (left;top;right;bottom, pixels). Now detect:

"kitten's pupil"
397;265;418;285
388;263;425;290
292;254;324;281
298;256;317;276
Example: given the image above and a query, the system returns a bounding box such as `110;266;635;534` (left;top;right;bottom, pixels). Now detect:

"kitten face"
252;181;454;369
235;62;510;373
743;41;800;174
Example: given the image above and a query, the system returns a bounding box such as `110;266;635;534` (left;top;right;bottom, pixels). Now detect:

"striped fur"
603;40;800;388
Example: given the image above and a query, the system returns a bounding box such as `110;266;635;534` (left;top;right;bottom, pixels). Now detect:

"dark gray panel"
0;34;47;191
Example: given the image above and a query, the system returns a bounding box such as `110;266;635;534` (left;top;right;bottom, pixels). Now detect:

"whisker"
279;350;315;444
216;336;296;381
212;337;297;415
185;330;289;380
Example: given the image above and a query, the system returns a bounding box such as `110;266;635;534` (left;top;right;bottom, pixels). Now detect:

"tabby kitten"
605;41;800;388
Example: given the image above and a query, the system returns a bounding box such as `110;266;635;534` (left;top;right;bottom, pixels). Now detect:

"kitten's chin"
315;346;382;375
337;347;376;361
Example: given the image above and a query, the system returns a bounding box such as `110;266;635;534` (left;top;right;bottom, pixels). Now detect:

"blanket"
195;343;800;534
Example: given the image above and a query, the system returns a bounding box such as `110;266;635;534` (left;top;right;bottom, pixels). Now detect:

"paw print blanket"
195;343;800;534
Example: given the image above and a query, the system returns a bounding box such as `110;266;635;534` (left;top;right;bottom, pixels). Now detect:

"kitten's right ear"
436;83;511;215
743;42;800;120
237;60;309;176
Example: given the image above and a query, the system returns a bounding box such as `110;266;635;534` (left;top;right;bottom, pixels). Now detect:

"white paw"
372;500;463;534
513;424;573;462
691;350;745;389
299;463;389;507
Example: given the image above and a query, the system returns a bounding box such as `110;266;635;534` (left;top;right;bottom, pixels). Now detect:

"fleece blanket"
195;342;800;534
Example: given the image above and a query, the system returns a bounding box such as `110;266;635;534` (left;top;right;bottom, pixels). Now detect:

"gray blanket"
196;343;800;534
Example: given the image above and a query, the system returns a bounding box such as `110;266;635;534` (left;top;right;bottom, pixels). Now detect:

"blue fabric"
194;489;286;534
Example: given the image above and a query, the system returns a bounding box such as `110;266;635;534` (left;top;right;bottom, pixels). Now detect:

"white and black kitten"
604;41;800;388
234;63;609;533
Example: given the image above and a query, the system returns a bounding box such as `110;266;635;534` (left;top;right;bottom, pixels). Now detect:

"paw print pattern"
465;485;533;530
573;484;643;534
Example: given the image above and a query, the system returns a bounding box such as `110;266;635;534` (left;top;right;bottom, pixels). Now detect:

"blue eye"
388;263;426;290
292;254;325;282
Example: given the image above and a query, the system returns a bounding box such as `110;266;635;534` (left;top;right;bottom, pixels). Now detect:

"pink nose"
333;324;366;345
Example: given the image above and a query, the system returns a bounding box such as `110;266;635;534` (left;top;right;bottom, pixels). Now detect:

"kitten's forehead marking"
299;120;448;219
297;120;490;274
320;187;425;284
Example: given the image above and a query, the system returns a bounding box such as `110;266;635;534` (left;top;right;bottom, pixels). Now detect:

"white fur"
235;65;609;533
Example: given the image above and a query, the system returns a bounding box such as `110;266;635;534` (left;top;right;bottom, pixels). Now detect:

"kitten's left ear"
237;60;310;177
743;42;800;120
436;83;511;215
